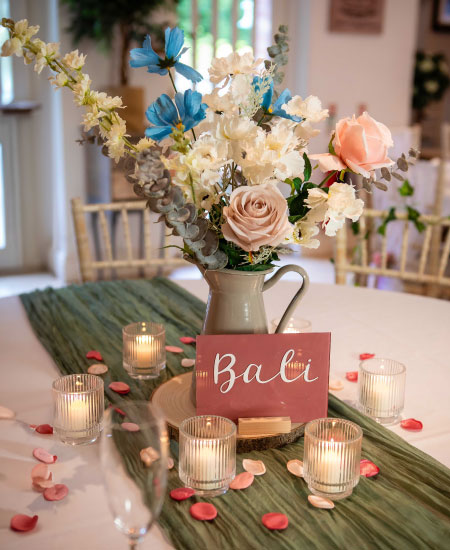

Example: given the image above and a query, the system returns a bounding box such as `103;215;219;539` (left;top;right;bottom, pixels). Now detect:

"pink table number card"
196;333;331;423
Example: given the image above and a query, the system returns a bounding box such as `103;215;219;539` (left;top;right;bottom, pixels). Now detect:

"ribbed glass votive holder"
123;322;166;380
271;317;312;333
179;415;236;497
53;374;104;445
304;418;362;500
358;358;406;425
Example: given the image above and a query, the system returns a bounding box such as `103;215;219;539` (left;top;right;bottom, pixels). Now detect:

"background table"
1;280;449;549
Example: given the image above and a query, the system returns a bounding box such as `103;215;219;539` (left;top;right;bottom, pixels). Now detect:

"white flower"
424;80;439;93
73;73;92;105
82;105;101;130
294;121;320;141
91;91;123;110
105;116;128;162
274;150;305;181
202;88;236;113
34;41;59;74
14;19;40;42
292;218;320;248
230;73;252;104
135;138;155;152
1;37;23;57
215;113;259;161
62;49;86;70
209;52;263;84
284;95;329;123
50;71;69;88
189;135;228;171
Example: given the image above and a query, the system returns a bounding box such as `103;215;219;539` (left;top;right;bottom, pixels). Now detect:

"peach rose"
222;184;292;252
310;112;394;178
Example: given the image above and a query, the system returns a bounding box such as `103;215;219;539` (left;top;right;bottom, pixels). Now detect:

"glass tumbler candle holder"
53;374;104;445
304;418;362;500
123;322;166;380
179;415;236;497
271;317;312;334
358;358;406;425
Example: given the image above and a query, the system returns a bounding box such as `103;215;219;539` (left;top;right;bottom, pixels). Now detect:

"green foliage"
265;25;289;86
377;207;396;236
303;153;312;182
413;51;450;111
398;179;414;197
328;133;337;156
407;206;425;233
351;220;360;235
287;181;318;222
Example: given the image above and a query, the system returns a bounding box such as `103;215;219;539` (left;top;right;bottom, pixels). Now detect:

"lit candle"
68;395;90;435
136;334;155;368
193;442;218;489
364;375;392;413
316;440;344;493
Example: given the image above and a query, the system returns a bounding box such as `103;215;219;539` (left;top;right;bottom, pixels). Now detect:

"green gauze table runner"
20;278;450;550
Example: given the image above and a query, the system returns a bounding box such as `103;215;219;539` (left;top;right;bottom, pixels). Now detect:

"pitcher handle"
263;264;310;334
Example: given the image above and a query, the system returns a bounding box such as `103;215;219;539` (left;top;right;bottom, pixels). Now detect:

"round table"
1;280;449;549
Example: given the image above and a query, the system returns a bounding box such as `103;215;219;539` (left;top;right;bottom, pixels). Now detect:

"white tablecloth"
1;280;450;549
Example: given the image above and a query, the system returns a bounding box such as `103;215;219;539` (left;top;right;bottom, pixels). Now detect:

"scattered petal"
109;382;130;394
230;471;254;490
43;484;69;502
33;448;57;464
10;514;38;532
243;459;266;475
181;358;195;368
32;477;54;492
0;405;15;419
329;380;344;391
360;459;380;477
86;350;103;361
166;345;184;353
140;447;160;466
114;407;126;417
346;371;358;382
35;424;53;435
190;502;217;521
180;336;196;345
31;463;50;481
401;418;423;431
308;495;335;509
170;487;195;501
29;424;37;429
87;363;108;375
122;422;140;432
167;457;174;470
262;512;289;530
287;459;304;477
360;353;375;361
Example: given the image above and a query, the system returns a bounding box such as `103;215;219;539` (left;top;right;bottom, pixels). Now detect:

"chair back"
71;198;186;282
335;208;450;291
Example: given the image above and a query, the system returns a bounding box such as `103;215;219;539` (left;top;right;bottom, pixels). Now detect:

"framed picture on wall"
329;0;385;34
433;0;450;31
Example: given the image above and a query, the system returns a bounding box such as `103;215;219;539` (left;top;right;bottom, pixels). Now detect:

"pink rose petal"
242;459;266;475
179;336;196;345
86;350;103;361
122;422;140;432
360;459;380;477
10;514;38;532
401;418;423;431
329;380;344;391
31;463;50;481
29;424;37;429
32;477;54;492
346;371;358;382
33;448;57;464
87;363;108;375
167;457;174;470
165;345;184;354
170;487;195;501
190;502;217;521
230;471;254;490
109;382;130;394
35;424;53;435
308;494;335;509
360;353;375;361
0;405;15;419
181;358;195;368
262;512;289;530
114;407;126;416
43;484;69;501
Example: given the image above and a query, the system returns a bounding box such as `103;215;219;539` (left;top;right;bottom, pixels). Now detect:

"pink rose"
222;184;292;252
310;112;394;178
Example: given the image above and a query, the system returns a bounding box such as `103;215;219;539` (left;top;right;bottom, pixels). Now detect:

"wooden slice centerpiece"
151;372;305;453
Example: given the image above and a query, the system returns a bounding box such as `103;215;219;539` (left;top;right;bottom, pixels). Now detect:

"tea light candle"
179;416;236;497
304;418;362;500
53;374;104;446
358;358;406;424
123;322;166;380
271;317;312;334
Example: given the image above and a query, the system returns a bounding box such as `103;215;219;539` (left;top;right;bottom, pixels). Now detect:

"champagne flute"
100;401;168;549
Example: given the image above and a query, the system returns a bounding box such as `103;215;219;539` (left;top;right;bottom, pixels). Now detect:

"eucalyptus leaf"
380;167;391;181
397;157;409;171
373;181;388;191
392;172;405;181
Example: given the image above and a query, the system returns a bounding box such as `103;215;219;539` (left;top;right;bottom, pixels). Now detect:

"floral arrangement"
1;18;416;271
413;50;449;116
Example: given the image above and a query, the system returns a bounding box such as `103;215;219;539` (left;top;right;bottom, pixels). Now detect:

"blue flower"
145;90;207;141
130;27;203;83
252;78;302;122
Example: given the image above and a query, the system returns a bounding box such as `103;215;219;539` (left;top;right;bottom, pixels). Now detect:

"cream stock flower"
292;218;320;249
203;88;236;113
34;41;59;74
91;92;123;110
135;138;155;152
1;36;22;57
73;73;92;105
209;52;263;84
222;183;292;252
230;73;252;103
50;71;69;88
14;19;40;42
105;117;128;162
284;95;328;123
62;49;86;70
